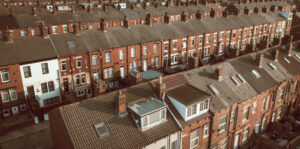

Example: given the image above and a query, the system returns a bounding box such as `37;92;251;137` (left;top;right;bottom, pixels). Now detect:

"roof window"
231;76;241;86
284;57;290;64
237;73;246;83
268;63;277;70
208;84;220;95
251;69;261;78
94;122;109;138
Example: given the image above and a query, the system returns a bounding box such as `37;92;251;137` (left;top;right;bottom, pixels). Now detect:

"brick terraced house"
49;44;300;149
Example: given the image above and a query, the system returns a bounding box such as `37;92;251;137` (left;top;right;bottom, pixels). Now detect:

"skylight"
67;41;75;48
295;54;300;61
251;69;261;78
284;57;291;64
94;122;109;138
237;74;246;83
208;84;220;95
231;76;241;86
268;63;277;70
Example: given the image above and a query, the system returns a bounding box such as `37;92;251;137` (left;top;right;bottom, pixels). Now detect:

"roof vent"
94;122;109;138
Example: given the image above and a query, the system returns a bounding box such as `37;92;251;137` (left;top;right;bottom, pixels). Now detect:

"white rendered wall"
20;59;60;107
143;131;179;149
168;96;187;120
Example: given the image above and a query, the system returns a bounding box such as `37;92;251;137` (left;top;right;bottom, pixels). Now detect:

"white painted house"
20;59;61;108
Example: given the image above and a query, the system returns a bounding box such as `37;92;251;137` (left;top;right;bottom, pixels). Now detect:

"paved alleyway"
0;122;53;149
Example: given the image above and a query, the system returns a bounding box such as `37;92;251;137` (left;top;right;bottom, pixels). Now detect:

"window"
3;108;10;117
23;66;31;78
262;96;267;112
261;115;268;130
230;110;235;122
76;59;82;68
63;25;68;33
277;107;282;120
160;109;166;120
105;52;111;63
252;101;257;113
164;42;169;52
119;50;124;60
272;111;276;122
75;75;80;85
104;67;113;79
20;104;26;111
218;43;223;53
190;128;200;148
60;61;67;71
142;116;148;127
182;38;187;48
143;45;148;55
187;104;197;117
293;81;298;93
1;69;10;82
279;88;284;101
251;69;261;78
47;81;54;92
151;57;159;68
41;63;49;74
255;119;260;133
213;33;217;42
254;27;257;34
52;26;57;34
89;24;93;30
173;40;177;50
203;124;209;138
77;90;85;96
226;31;230;40
129;61;137;72
191;37;195;47
81;74;86;84
92;54;98;65
204;47;210;56
153;43;158;54
131;48;136;58
142;109;166;129
233;30;236;38
219;114;227;133
21;30;26;36
220;32;224;40
242;128;249;143
199;35;203;45
242;107;250;122
1;88;17;103
41;82;48;93
205;34;210;43
209;84;219;95
220;137;228;149
94;122;109;137
171;140;177;149
171;54;179;65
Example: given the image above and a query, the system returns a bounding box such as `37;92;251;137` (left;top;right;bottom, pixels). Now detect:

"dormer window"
128;97;167;131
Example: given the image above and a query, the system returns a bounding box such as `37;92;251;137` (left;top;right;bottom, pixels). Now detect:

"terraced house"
49;43;300;149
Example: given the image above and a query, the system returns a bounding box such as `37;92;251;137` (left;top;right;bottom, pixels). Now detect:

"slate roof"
49;82;181;149
167;83;211;106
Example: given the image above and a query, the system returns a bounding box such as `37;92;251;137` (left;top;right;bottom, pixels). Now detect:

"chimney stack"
88;5;93;13
53;6;57;14
210;8;215;18
215;68;223;81
244;6;249;15
222;11;228;18
4;26;13;43
155;2;160;8
164;12;170;24
40;22;49;38
123;16;130;28
102;4;108;12
181;11;186;22
146;13;152;26
256;54;264;68
32;7;37;16
156;76;166;99
10;7;15;16
196;10;202;19
72;6;76;13
272;49;279;62
74;23;80;36
114;90;127;115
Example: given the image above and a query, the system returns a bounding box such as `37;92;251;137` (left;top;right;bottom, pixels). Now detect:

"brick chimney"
72;6;76;13
155;2;160;8
164;12;170;24
100;18;107;31
74;23;80;35
262;6;267;13
114;90;127;115
272;49;279;62
188;54;199;69
146;13;152;26
10;7;15;16
4;26;13;43
215;68;223;81
244;6;249;15
53;6;57;14
254;7;258;13
156;76;166;99
195;10;202;20
210;8;215;18
32;7;37;16
102;4;108;12
256;54;264;68
40;22;49;38
181;11;186;22
88;5;92;13
123;16;130;28
222;11;228;18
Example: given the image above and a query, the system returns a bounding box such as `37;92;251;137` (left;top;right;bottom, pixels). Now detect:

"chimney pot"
215;68;223;81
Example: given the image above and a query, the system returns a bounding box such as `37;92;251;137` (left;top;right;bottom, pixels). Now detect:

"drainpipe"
208;111;214;149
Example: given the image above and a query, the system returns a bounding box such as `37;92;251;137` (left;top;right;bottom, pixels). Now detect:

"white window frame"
1;69;10;83
92;54;98;66
105;52;111;63
131;48;136;58
119;50;124;60
103;67;113;79
190;128;200;149
171;53;179;65
61;61;67;71
203;124;209;138
173;40;178;50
